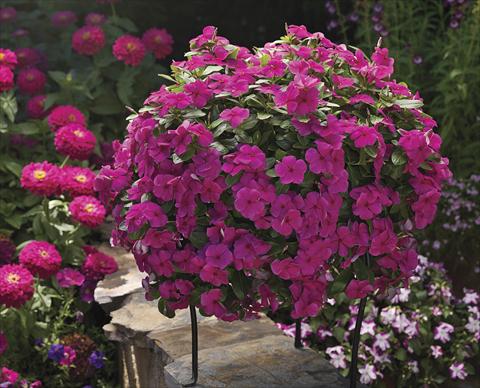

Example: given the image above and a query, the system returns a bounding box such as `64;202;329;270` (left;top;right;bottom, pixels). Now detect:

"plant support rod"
183;304;199;387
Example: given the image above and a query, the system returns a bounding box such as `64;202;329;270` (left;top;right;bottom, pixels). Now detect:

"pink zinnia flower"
220;107;250;128
142;28;174;59
54;124;96;160
72;25;105;56
275;155;307;184
0;7;16;23
0;48;17;69
85;12;106;26
82;247;118;280
17;67;46;95
20;161;60;196
0;264;34;308
0;235;15;264
51;10;77;28
0;367;19;385
113;34;146;66
56;268;85;287
69;196;106;228
26;95;49;119
48;105;86;131
0;66;14;92
19;241;62;279
62;166;96;196
15;47;43;69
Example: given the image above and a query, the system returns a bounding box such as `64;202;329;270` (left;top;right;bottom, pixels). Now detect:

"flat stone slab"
94;244;144;307
164;334;349;388
148;315;283;362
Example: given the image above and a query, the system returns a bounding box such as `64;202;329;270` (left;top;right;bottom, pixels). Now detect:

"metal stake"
349;295;367;388
294;319;303;348
183;304;199;387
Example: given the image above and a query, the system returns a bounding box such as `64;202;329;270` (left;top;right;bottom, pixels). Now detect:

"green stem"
59;155;70;168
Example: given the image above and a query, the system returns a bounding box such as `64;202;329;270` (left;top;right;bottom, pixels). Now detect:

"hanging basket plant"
96;25;451;321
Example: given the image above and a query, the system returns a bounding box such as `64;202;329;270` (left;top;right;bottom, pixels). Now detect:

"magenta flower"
275;156;307;184
184;80;212;108
205;244;233;269
234;188;265;220
220;107;250;128
350;125;378;148
200;264;229;286
56;268;85;287
449;362;467;380
345;279;374;299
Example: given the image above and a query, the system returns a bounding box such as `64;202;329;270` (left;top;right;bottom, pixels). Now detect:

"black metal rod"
183;304;199;387
349;296;367;388
294;319;303;348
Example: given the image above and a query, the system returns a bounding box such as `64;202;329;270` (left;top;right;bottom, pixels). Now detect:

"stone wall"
95;245;353;388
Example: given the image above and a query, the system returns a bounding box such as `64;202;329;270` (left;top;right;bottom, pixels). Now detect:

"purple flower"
88;350;105;369
48;344;65;362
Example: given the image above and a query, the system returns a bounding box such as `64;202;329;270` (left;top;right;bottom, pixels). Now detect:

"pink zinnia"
15;47;42;69
72;25;105;56
82;247;118;280
113;34;146;66
20;161;60;196
48;105;86;131
17;67;46;95
0;48;17;69
0;236;15;264
220;107;250;128
54;124;96;160
0;7;16;23
85;12;106;26
19;241;62;279
56;268;85;287
142;28;174;59
69;196;106;228
51;10;77;28
0;264;34;308
275;155;307;184
0;66;14;92
26;95;49;119
62;166;96;196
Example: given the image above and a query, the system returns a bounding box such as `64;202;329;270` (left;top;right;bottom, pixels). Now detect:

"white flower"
463;290;479;305
326;346;346;369
431;345;443;359
434;322;454;343
408;360;419;374
359;364;377;384
449;362;467;380
380;306;398;325
373;332;391;351
360;321;376;336
465;316;480;334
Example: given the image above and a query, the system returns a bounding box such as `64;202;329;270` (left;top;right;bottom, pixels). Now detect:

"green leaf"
90;92;124;115
393;99;423;109
391;149;407;166
184;109;206;119
0;92;17;122
3;161;22;177
158;299;176;318
394;348;407;361
257;112;272;120
117;67;140;106
11;122;39;135
202;66;223;76
328;269;352;296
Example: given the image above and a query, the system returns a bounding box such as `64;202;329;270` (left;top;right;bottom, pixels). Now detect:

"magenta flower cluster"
97;25;451;321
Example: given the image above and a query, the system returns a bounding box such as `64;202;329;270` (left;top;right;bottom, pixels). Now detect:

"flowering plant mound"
277;256;480;386
98;25;451;321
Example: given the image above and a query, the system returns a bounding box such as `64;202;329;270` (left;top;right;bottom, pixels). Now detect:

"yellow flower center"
75;174;87;183
82;32;91;40
84;203;96;213
7;273;20;284
68;114;76;122
33;170;46;180
154;36;162;44
0;53;5;61
39;249;49;258
126;42;136;52
26;73;34;81
73;129;85;138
